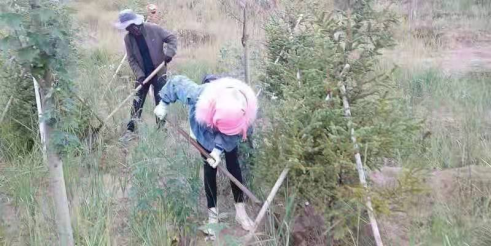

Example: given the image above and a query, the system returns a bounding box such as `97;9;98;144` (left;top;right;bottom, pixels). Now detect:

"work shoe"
235;203;254;231
202;207;218;240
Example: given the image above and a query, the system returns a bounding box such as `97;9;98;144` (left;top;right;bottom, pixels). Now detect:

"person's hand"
153;101;168;120
206;148;222;168
164;55;173;63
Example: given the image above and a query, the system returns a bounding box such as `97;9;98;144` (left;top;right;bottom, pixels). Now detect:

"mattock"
164;118;262;205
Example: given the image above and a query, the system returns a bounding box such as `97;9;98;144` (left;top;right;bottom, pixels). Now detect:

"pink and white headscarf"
195;78;258;139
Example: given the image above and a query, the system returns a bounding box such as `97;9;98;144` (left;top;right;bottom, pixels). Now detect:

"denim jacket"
159;75;250;152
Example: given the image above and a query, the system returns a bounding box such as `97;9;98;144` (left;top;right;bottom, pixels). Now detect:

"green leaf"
0;13;23;30
0;36;20;51
16;46;39;63
31;8;57;23
26;32;51;53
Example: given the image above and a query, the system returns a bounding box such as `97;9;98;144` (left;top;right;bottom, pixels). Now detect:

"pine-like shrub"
254;0;420;241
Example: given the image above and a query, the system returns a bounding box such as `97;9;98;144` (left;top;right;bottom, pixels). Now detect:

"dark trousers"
200;146;245;208
127;76;166;132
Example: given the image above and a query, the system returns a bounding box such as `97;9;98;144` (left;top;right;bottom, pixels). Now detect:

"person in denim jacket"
154;75;257;238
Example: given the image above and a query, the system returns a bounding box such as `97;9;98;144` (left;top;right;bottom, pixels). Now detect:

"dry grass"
71;0;265;70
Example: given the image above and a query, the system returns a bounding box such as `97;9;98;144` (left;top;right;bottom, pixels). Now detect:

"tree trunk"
409;0;418;22
33;76;74;246
242;3;250;84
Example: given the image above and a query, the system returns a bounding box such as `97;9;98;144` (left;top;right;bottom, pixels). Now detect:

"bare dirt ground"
0;161;23;245
438;31;491;74
387;27;491;75
0;193;19;245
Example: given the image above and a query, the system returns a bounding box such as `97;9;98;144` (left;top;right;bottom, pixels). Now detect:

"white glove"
153;101;168;120
206;148;222;168
189;127;196;140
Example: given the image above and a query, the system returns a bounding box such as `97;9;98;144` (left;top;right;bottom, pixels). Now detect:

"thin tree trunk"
242;3;250;84
33;76;74;246
409;0;418;23
0;96;13;123
337;64;383;246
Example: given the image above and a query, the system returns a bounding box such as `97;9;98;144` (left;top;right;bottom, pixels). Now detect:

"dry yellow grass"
71;0;266;70
72;1;125;54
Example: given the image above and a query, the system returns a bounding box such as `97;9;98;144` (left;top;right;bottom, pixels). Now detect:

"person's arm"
124;35;145;82
159;28;177;60
158;75;201;106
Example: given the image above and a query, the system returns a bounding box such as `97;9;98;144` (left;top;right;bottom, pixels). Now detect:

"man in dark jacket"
115;9;177;136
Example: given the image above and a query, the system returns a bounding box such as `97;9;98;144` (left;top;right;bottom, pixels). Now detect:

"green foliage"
405;166;491;246
128;126;201;244
72;174;113;246
397;69;491;168
0;52;37;159
174;60;215;83
0;150;54;245
0;0;95;157
254;0;420;240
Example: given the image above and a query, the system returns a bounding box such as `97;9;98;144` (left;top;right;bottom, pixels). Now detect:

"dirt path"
438;41;490;74
0;193;19;245
387;30;490;76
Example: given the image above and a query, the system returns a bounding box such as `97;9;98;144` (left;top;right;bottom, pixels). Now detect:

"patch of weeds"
397;69;490;168
128;125;201;244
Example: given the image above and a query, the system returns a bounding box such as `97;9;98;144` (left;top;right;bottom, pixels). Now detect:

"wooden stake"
165;118;262;204
337;64;384;246
99;61;167;132
33;76;74;246
102;53;127;99
0;96;13;123
243;167;290;244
